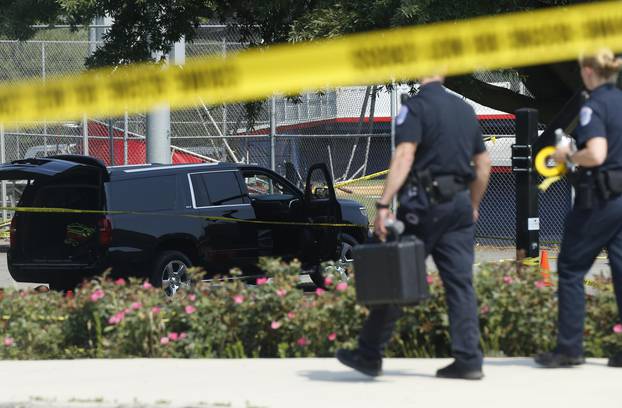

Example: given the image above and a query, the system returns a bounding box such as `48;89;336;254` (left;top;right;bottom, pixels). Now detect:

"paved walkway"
0;358;619;408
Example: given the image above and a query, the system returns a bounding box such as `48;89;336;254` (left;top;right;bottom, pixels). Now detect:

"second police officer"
536;49;622;368
336;74;492;379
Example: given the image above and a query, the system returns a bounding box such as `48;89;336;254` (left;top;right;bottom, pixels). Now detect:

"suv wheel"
309;233;358;288
151;250;192;297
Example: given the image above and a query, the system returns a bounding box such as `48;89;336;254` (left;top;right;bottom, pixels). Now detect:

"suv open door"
301;163;342;264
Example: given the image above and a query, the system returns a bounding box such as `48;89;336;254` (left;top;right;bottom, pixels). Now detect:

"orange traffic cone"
540;249;552;286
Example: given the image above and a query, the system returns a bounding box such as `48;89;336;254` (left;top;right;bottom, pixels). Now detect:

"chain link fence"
0;26;571;247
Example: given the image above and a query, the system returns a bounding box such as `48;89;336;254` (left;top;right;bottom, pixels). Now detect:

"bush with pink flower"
0;258;621;359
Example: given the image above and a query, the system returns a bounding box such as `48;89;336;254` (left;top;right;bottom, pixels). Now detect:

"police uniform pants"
358;191;483;369
557;194;622;356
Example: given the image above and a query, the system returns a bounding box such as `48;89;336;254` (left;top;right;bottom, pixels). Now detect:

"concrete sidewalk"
0;358;619;408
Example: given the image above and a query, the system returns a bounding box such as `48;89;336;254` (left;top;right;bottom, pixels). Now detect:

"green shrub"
0;259;620;359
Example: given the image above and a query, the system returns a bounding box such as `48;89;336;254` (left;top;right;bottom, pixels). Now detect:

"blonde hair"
579;48;622;80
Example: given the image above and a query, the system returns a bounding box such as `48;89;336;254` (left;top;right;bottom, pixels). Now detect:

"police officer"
536;49;622;368
336;74;492;379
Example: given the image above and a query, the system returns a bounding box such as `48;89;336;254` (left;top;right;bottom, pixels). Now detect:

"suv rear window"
190;171;246;207
107;175;177;211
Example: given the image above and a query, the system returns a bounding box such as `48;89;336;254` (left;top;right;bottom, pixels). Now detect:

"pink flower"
315;288;326;296
535;280;546;289
160;337;170;345
426;275;434;285
287;311;296;320
335;282;348;292
503;276;513;285
327;332;337;341
142;281;153;289
185;305;196;314
3;337;14;347
108;311;126;325
276;289;287;298
480;304;490;315
296;337;310;347
188;294;197;302
130;302;142;311
179;332;188;340
233;295;245;304
114;278;126;286
90;289;105;302
151;306;161;315
168;332;179;341
271;321;282;330
256;277;269;285
613;324;622;334
65;290;74;299
324;277;333;287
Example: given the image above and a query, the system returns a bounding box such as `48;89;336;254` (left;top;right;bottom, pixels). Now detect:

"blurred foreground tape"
1;1;622;125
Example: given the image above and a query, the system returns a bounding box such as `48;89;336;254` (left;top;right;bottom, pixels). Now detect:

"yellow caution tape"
535;146;568;191
0;206;369;229
334;170;389;189
535;146;567;178
1;2;622;125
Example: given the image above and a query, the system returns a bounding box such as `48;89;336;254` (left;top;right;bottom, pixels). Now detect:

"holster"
414;169;467;205
567;168;622;209
568;169;596;210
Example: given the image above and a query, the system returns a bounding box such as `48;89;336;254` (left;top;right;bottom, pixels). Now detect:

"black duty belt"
412;169;468;205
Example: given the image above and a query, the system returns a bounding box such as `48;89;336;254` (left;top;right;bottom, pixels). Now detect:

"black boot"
436;361;484;380
534;351;585;368
336;348;382;377
608;352;622;367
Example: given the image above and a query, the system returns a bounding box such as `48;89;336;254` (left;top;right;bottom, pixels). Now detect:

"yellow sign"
1;2;622;125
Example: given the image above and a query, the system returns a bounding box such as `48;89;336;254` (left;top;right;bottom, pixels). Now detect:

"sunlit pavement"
0;358;619;408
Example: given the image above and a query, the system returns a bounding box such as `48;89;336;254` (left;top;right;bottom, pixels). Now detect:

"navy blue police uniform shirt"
395;81;486;181
575;83;622;172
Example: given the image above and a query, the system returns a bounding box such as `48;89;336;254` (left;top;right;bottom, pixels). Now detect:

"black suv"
3;156;368;295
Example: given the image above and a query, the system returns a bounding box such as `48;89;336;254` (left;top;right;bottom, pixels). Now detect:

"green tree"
0;0;63;39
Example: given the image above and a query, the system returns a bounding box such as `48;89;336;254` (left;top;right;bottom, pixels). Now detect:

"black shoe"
435;361;484;380
608;352;622;367
534;351;585;368
336;348;382;377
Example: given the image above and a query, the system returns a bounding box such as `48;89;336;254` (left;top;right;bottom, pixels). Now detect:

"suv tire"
151;250;192;297
309;233;358;289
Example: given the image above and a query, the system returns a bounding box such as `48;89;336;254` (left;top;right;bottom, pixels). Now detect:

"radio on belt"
353;219;429;305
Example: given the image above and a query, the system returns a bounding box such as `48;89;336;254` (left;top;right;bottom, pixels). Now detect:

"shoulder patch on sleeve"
580;106;593;127
396;105;409;126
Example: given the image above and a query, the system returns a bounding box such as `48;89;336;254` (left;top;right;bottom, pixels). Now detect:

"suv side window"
107;175;177;211
190;171;247;207
244;173;295;197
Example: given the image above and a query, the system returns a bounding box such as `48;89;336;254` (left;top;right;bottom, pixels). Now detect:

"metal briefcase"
353;235;429;306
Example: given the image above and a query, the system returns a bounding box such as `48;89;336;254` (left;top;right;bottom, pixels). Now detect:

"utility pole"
146;39;185;164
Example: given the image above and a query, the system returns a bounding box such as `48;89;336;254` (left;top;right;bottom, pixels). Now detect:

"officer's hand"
374;209;393;242
472;207;480;223
553;145;571;164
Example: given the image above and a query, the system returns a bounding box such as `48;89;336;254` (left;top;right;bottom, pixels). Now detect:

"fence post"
1;124;6;221
82;113;89;156
108;118;114;166
124;111;128;165
390;82;397;210
270;96;276;170
42;42;48;156
512;108;540;260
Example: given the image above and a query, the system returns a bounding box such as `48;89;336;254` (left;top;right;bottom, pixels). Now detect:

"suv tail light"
98;217;112;247
9;217;16;248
